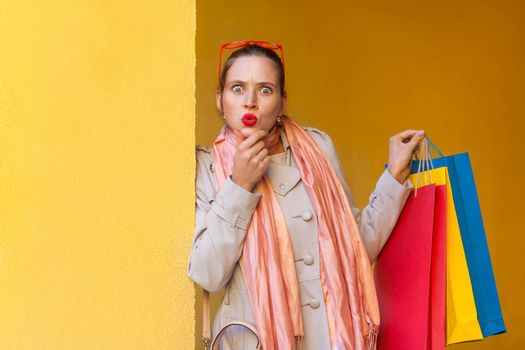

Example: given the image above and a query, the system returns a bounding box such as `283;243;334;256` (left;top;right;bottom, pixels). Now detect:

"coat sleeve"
187;147;261;292
305;128;413;263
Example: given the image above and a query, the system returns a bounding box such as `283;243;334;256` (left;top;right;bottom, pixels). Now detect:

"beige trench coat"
188;126;412;350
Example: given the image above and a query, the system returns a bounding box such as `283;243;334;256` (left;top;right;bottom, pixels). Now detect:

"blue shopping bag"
409;138;506;338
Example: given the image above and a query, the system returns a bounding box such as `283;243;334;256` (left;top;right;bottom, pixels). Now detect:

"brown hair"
218;44;287;97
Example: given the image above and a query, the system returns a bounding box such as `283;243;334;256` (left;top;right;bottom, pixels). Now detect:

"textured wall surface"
196;1;524;348
0;0;195;349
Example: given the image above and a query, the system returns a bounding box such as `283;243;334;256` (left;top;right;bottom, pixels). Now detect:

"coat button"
279;183;285;190
301;211;313;221
303;255;314;265
309;299;320;309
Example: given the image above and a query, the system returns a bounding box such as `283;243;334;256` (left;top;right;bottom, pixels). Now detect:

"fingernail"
417;130;425;137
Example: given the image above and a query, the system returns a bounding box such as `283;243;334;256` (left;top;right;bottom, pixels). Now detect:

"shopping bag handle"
414;135;444;161
413;135;446;195
425;135;445;158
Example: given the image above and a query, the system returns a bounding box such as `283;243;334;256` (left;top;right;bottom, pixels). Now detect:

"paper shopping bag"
428;183;446;350
412;151;506;338
375;183;446;350
409;166;483;345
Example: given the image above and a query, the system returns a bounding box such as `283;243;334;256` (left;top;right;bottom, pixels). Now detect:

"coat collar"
279;126;291;151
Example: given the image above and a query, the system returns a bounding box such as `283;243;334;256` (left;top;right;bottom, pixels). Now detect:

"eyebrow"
227;80;278;88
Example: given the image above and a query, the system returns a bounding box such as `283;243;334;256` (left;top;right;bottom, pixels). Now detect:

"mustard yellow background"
196;0;524;349
1;0;195;349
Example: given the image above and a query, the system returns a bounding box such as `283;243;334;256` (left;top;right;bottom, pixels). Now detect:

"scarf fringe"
295;335;303;350
366;324;379;350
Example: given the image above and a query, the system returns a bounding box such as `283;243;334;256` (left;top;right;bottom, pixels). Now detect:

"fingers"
391;129;425;145
259;156;270;171
390;129;421;143
252;147;269;163
408;130;425;149
247;140;266;159
405;130;425;155
231;129;270;191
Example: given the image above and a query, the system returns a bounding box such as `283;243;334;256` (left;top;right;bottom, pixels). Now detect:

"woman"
188;42;423;350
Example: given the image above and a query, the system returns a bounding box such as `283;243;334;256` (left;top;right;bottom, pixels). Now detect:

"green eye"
260;87;272;94
232;85;243;93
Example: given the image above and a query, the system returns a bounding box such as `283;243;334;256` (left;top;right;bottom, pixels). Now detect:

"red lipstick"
241;113;257;126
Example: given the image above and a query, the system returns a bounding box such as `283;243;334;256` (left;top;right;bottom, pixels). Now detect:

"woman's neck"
269;140;285;155
265;124;284;155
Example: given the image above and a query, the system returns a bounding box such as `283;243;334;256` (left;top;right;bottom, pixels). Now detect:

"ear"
216;90;223;113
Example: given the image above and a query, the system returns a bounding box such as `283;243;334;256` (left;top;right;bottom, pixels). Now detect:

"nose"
243;88;258;110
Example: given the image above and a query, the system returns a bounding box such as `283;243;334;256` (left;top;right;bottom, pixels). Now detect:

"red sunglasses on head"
218;40;285;83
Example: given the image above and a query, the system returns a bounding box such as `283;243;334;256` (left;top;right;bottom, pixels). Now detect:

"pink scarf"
212;117;379;349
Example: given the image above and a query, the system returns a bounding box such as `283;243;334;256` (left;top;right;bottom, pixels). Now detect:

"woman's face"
216;55;287;133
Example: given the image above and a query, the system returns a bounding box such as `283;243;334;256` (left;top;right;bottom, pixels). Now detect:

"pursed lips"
241;113;258;126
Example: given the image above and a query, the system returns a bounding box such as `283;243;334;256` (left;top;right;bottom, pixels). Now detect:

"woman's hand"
387;129;425;184
231;128;270;192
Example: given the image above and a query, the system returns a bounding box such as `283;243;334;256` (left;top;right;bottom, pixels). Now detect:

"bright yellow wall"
1;1;195;349
196;1;524;348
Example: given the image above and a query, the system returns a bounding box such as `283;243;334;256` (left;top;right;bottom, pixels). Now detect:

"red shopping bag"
374;183;446;350
429;185;446;349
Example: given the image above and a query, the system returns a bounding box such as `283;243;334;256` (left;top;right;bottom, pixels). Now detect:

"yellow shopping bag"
409;166;483;345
